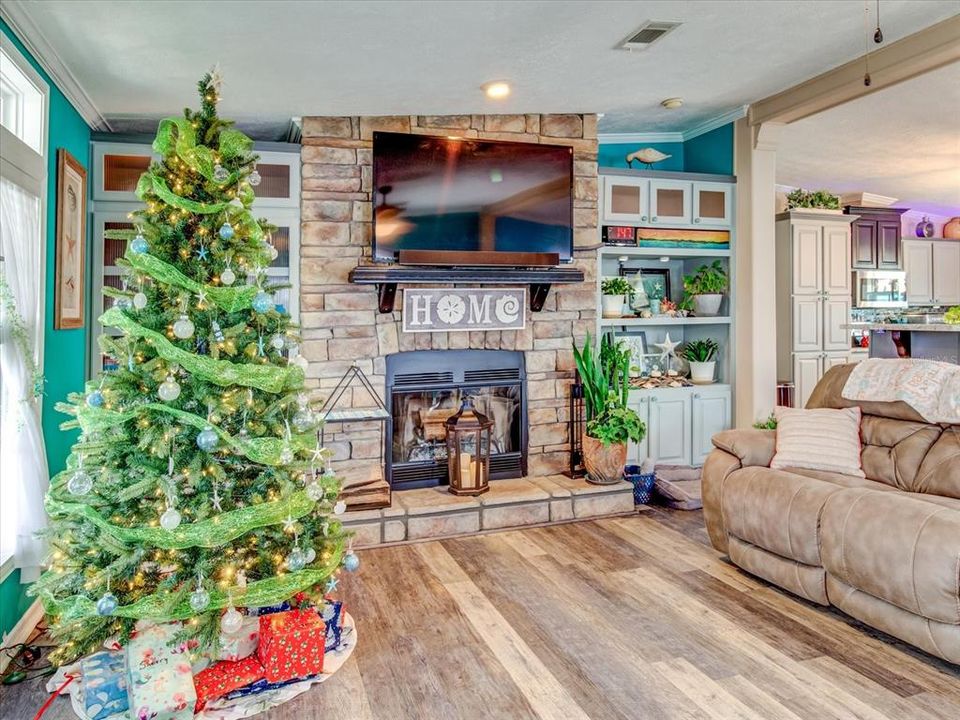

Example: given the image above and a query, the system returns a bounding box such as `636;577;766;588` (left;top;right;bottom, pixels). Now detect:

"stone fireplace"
299;113;599;502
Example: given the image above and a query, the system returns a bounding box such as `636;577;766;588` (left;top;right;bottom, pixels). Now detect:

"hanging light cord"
875;0;884;44
863;1;872;86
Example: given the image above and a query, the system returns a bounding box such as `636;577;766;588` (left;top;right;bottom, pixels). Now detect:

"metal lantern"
444;397;492;496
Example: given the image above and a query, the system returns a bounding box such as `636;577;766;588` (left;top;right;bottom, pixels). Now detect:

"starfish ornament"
325;576;339;593
196;288;208;308
283;515;296;533
257;335;266;356
196;243;209;261
654;333;680;364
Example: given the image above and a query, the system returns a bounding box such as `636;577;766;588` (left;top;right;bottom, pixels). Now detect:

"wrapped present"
257;608;325;682
321;600;344;652
224;674;319;700
249;601;290;616
81;651;128;720
194;655;264;712
218;614;259;661
126;622;196;720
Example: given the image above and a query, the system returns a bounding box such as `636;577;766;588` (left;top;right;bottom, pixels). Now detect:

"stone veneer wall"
299;114;598;483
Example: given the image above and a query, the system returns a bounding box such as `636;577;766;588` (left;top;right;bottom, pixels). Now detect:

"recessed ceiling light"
483;81;511;99
660;97;683;109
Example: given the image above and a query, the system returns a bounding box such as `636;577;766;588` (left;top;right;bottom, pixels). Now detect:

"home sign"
402;288;526;333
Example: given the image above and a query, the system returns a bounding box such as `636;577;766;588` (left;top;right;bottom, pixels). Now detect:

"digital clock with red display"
602;225;637;246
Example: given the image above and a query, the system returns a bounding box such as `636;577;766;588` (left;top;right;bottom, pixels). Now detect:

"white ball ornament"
160;506;182;531
173;314;195;340
270;334;285;350
286;548;306;572
133;292;148;310
158;375;181;402
190;587;211;612
220;606;244;634
67;469;94;496
197;426;219;452
248;170;261;187
333;500;347;516
220;267;236;286
306;482;324;501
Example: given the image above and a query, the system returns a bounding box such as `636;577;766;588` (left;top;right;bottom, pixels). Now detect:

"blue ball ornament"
252;291;273;314
130;235;149;254
342;552;360;572
86;390;105;408
218;222;235;240
96;592;119;616
287;548;307;572
197;425;218;451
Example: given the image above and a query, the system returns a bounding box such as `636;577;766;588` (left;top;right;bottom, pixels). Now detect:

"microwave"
853;270;908;309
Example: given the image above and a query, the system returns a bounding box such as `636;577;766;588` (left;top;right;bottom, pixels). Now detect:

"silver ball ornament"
306;482;324;501
96;592;119;616
248;170;261;187
266;244;279;261
286;548;306;572
133;292;148;310
342;552;360;572
292;409;315;433
220;267;236;286
197;425;219;452
67;469;93;496
158;375;181;402
160;506;182;531
213;164;230;183
279;445;295;464
220;606;244;634
190;587;211;612
304;547;317;564
173;314;195;340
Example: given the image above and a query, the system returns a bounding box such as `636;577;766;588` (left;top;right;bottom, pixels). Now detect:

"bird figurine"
626;148;672;169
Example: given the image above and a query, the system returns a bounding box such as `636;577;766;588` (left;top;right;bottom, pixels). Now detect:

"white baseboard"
0;598;43;674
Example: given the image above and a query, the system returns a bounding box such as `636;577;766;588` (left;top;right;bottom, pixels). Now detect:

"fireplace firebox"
385;350;527;490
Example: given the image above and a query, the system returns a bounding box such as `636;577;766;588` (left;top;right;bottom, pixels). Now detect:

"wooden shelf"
348;264;585;313
600;316;732;327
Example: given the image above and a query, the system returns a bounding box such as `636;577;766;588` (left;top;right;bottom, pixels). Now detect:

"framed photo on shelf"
619;332;647;374
55;149;87;329
622;267;671;301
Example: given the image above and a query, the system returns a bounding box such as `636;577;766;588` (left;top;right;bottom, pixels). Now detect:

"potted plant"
682;260;728;316
786;188;840;212
600;277;632;318
680;338;720;383
572;334;646;484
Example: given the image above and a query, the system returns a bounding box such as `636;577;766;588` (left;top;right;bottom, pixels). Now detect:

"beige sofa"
702;365;960;664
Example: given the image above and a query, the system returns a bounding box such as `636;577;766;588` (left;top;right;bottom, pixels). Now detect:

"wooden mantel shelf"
348;265;586;313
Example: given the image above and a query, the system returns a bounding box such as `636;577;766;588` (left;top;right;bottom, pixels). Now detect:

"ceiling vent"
617;21;681;51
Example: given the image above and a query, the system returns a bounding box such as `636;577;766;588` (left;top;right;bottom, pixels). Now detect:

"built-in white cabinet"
903;239;960;306
776;212;856;407
600;172;734;229
627;385;731;467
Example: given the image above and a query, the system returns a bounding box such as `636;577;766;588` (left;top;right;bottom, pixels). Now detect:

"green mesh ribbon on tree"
31;71;349;666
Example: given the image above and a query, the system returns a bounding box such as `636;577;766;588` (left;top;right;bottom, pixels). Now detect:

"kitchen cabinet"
776;212;857;405
903;239;960;305
626;385;731;466
692;182;733;227
846;206;908;270
648;179;692;225
601;176;649;224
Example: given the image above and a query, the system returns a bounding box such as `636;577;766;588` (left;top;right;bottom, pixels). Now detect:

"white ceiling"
777;61;960;216
10;0;959;140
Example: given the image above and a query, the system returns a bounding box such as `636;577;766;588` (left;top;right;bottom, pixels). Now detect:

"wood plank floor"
2;508;958;719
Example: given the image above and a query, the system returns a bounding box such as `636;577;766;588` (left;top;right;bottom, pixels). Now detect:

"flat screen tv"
372;132;573;264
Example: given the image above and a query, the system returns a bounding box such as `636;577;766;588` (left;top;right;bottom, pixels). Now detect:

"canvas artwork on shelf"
637;227;729;250
55;149;87;329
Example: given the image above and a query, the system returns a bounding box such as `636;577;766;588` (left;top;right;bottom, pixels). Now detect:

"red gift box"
257;609;325;682
194;655;264;712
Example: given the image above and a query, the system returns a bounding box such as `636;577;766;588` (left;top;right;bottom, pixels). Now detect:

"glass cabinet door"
648;180;692;225
692;181;733;227
93;143;157;202
260;208;301;321
252;150;301;208
601;176;648;224
91;212;137;373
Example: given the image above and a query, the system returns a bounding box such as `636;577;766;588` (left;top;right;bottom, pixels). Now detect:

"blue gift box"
223;673;319;700
81;651;128;720
249;601;291;616
322;600;344;652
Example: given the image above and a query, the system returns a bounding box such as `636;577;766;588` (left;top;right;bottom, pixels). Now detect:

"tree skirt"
47;613;357;720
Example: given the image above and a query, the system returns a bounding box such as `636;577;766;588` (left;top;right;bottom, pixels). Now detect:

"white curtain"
0;174;49;583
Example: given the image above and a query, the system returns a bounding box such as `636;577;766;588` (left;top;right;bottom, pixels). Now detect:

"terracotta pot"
582;434;628;485
943;217;960;240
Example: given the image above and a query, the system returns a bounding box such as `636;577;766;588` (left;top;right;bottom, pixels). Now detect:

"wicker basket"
623;465;656;504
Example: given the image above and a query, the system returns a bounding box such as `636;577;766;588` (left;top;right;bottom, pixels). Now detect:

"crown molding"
0;1;110;131
681;105;748;141
596;131;683;144
597;105;748;146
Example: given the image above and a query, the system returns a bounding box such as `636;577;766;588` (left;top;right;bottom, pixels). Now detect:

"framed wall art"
55;149;87;329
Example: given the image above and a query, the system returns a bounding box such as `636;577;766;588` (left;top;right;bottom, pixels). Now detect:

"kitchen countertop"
844;322;960;332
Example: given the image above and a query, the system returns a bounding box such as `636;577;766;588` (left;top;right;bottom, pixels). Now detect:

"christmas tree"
32;72;352;666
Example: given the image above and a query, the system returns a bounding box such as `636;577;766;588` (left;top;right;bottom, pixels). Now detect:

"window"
0;34;49;580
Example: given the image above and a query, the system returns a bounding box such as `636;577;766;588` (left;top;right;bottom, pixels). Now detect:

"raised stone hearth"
300;113;600;505
340;476;635;547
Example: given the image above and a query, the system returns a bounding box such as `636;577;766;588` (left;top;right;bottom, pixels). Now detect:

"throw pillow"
770;406;865;478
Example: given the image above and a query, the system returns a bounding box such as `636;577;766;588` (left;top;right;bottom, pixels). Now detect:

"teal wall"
598;122;735;175
684;123;734;175
1;19;91;636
